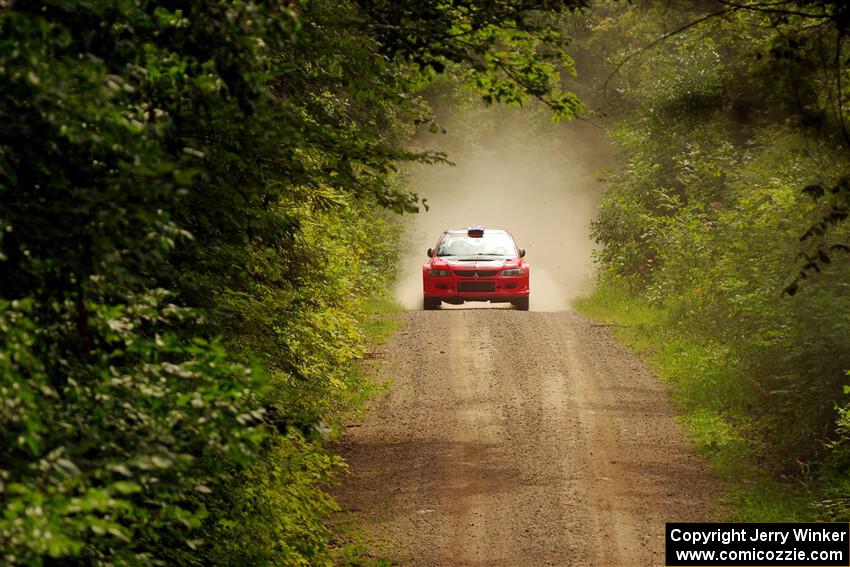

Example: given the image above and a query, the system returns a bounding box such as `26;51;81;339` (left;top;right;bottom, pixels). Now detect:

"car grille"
454;270;498;278
458;281;496;293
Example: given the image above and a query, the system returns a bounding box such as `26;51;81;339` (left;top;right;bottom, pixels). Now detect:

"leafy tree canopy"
0;0;586;563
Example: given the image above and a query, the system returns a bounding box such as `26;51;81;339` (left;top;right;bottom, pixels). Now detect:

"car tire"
423;297;440;310
513;297;529;311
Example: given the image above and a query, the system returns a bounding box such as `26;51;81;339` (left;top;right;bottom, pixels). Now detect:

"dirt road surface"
336;309;719;566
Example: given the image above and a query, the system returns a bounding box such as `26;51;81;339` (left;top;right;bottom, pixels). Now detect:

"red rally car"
422;226;530;310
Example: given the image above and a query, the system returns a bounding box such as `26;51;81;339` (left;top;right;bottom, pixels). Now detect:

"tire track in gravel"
334;309;720;566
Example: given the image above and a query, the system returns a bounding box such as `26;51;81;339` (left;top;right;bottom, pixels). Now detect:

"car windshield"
437;231;517;257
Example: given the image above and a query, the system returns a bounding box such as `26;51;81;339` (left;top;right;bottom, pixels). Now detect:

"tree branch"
835;31;850;145
716;0;834;21
602;7;739;94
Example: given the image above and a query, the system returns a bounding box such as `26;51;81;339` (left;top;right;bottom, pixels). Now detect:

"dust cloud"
395;104;613;312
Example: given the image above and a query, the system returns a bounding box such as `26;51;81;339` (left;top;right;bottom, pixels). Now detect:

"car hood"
430;256;521;270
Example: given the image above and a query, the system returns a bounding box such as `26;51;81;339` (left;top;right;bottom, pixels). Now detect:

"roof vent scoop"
467;225;485;238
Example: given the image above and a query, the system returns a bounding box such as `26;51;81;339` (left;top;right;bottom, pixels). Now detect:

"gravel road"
335;309;719;566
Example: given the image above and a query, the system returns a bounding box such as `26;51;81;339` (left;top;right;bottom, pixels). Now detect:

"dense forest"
0;1;586;564
4;0;850;564
572;0;850;520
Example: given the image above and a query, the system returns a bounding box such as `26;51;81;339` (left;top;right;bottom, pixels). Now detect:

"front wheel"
423;297;441;310
513;297;529;311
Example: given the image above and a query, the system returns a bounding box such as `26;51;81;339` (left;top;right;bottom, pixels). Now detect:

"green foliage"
578;0;850;520
0;0;585;563
0;294;268;564
202;431;344;566
355;0;588;119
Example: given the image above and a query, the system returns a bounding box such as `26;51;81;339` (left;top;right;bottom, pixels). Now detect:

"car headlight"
501;268;526;276
429;269;452;277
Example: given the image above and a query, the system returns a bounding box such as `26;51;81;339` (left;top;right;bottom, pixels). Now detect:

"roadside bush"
0;293;267;564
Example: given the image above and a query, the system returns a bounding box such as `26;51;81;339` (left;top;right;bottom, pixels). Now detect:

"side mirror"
427;248;434;258
518;248;526;258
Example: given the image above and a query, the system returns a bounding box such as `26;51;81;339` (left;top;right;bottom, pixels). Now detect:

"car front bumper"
423;275;529;303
